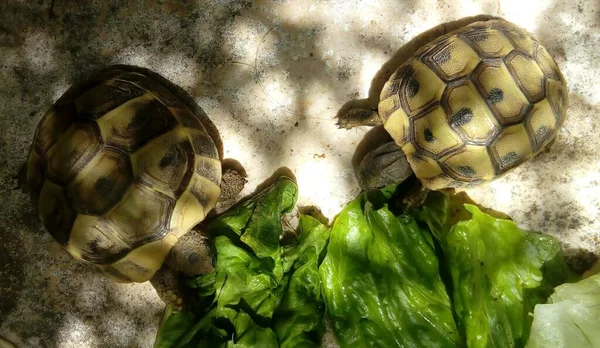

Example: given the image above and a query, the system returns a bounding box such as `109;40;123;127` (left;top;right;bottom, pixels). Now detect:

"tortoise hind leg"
356;141;413;190
536;137;556;156
336;108;381;129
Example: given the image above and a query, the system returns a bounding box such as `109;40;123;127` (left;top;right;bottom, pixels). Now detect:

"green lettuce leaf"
320;189;575;348
526;273;600;348
154;177;328;348
411;191;452;245
156;180;576;348
239;179;298;260
154;306;199;348
274;215;330;348
210;234;283;319
319;191;461;348
447;204;577;348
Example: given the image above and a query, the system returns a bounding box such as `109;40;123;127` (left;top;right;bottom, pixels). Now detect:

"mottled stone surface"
0;0;598;347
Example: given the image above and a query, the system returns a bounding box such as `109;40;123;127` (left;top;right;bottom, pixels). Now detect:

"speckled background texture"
0;0;598;347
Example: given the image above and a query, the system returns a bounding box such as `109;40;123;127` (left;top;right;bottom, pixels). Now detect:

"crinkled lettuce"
445;203;577;348
155;181;576;348
154;177;328;348
319;189;575;348
526;273;600;348
274;215;330;348
417;192;576;348
319;188;461;348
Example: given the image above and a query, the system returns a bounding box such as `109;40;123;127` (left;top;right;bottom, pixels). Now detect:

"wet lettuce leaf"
156;181;576;348
412;191;512;250
154;306;198;348
319;189;575;348
526;273;600;348
319;189;462;348
274;215;330;348
411;191;452;245
446;204;577;348
154;177;328;348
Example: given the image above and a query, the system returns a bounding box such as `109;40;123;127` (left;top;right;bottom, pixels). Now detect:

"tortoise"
338;18;568;197
18;66;246;307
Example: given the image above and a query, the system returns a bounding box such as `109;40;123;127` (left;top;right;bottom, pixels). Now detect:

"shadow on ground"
0;0;598;347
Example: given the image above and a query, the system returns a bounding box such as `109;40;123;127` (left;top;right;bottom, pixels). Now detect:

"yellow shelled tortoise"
338;18;568;195
19;66;245;308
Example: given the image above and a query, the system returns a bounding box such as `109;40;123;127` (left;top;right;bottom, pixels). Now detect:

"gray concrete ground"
0;0;599;347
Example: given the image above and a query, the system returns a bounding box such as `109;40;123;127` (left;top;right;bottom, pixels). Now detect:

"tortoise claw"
150;267;188;311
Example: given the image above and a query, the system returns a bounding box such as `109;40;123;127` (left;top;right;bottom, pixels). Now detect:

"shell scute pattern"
44;121;103;186
461;28;514;58
38;181;77;246
410;106;462;159
131;128;195;198
66;148;133;215
378;19;568;190
504;51;546;102
421;36;480;81
105;183;175;247
34;103;78;154
471;59;531;125
96;94;179;153
442;80;500;144
26;69;222;282
75;79;146;120
68;215;127;264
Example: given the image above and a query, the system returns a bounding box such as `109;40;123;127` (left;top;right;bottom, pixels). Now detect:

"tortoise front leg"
211;161;248;216
151;229;214;310
150;267;187;311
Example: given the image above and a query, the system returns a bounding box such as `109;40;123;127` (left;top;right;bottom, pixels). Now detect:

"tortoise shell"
24;68;222;283
378;19;568;190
